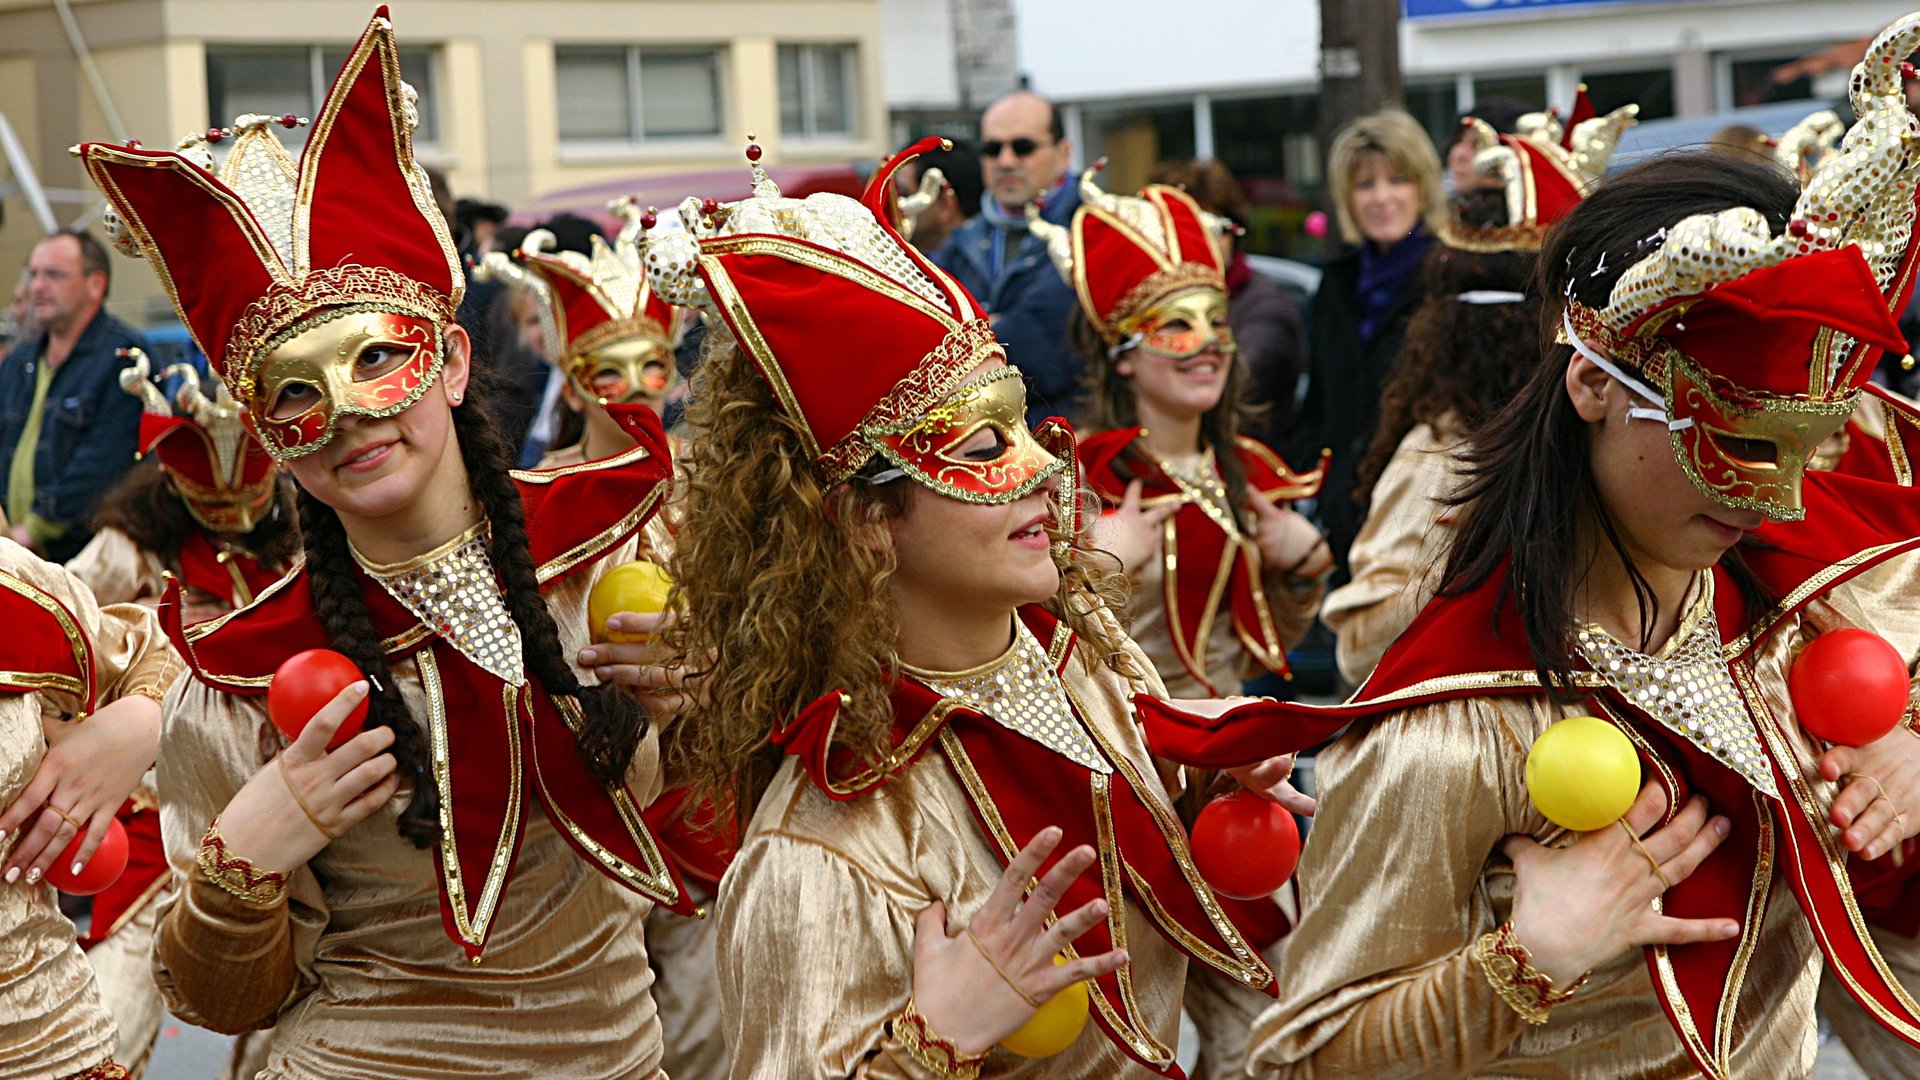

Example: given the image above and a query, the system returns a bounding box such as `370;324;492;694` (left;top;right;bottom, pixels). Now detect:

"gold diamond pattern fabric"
914;621;1112;774
354;524;526;687
1575;582;1777;798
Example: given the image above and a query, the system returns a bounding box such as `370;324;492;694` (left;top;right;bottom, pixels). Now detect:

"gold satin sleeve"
1321;422;1458;687
717;634;1187;1079
65;527;169;610
1249;692;1819;1078
151;676;320;1034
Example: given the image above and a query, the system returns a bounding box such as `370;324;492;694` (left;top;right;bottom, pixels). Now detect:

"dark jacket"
0;308;147;562
930;185;1085;426
1288;247;1425;583
1231;268;1308;451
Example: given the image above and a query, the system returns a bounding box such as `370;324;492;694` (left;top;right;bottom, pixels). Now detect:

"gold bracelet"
888;998;989;1079
1473;921;1589;1026
195;818;291;906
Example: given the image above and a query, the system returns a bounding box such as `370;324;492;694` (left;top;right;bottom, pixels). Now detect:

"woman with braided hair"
75;10;695;1076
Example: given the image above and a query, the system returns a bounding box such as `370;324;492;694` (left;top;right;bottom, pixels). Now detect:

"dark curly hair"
296;344;649;846
1353;189;1539;508
91;459;301;568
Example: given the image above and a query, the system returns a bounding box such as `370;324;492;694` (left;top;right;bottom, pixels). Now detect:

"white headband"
1455;290;1526;305
1561;310;1693;431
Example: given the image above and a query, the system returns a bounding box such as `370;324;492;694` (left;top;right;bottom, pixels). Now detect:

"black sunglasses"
980;137;1051;158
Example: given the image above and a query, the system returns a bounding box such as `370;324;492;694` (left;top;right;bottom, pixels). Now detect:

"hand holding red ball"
47;817;128;895
270;649;370;749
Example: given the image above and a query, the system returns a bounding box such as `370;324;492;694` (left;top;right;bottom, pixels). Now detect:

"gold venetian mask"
867;366;1069;503
1120;288;1235;360
569;335;675;406
254;311;446;459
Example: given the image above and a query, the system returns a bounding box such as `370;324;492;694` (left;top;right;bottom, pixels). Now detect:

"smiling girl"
77;11;694;1077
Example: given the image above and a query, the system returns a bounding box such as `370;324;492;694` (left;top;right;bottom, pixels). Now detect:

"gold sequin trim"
908;620;1111;773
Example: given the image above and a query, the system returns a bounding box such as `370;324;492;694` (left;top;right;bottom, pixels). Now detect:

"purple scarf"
1355;224;1430;344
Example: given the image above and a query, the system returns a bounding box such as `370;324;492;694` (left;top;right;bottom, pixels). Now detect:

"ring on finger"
1845;773;1903;826
50;805;82;829
277;758;338;841
1616;819;1673;891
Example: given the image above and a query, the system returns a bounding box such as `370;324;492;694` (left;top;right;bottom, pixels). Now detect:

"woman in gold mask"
77;9;697;1076
1145;18;1920;1075
1031;173;1329;1076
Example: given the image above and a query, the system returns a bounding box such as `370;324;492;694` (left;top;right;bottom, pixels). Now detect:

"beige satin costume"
1247;562;1920;1078
0;539;179;1080
1321;421;1460;688
151;539;673;1080
65;528;177;1078
716;625;1194;1078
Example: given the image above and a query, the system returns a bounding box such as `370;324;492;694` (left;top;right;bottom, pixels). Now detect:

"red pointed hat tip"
375;4;391;18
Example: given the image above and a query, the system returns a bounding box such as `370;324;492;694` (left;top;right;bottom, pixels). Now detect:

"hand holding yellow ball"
999;954;1090;1057
588;561;675;644
1525;716;1641;832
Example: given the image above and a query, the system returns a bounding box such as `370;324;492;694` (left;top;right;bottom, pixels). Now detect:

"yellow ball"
1524;716;1642;832
1000;955;1090;1058
588;561;674;644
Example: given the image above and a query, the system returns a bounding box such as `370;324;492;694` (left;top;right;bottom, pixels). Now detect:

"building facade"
878;0;1910;258
0;0;889;327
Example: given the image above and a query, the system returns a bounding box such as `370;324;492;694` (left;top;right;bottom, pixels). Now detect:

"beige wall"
0;0;888;330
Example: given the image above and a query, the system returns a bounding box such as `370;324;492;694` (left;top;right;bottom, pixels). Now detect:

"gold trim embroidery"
420;651;522;952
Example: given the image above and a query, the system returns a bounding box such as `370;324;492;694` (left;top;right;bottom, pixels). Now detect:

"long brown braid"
295;360;649;847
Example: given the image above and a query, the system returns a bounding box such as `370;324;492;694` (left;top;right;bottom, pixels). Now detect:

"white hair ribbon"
1454;290;1526;305
1561;310;1693;431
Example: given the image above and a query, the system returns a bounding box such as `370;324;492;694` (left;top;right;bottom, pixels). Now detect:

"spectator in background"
3;271;33;354
901;139;983;254
930;90;1086;425
0;230;145;560
427;166;502;399
455;196;510;254
1289;110;1446;584
1149;158;1307;446
1444;98;1525;196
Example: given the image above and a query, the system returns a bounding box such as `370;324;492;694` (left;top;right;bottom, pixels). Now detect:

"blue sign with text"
1405;0;1669;19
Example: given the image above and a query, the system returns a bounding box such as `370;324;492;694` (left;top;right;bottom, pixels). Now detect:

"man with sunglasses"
930;90;1085;426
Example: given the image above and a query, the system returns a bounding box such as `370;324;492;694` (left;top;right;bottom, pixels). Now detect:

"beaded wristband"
195;817;291;906
1474;921;1589;1025
888;998;989;1079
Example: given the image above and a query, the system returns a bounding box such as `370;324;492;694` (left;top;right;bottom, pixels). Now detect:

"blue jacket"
930;184;1085;427
0;309;147;562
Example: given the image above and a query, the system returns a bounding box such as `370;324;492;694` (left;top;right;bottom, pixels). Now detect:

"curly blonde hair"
663;331;1137;828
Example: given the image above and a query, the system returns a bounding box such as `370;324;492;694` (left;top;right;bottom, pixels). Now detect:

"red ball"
1789;628;1909;747
700;197;720;216
268;649;369;750
745;143;763;162
47;817;128;896
1189;791;1302;900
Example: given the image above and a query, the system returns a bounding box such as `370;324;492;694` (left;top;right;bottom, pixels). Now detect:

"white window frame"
779;42;860;143
205;43;442;152
554;43;728;156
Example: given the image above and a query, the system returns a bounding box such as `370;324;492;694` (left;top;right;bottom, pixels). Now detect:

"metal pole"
0;112;59;235
52;0;128;142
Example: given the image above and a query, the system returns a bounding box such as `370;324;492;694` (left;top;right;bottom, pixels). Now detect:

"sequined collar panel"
906;620;1111;774
1152;446;1242;539
351;522;526;687
1575;575;1777;797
